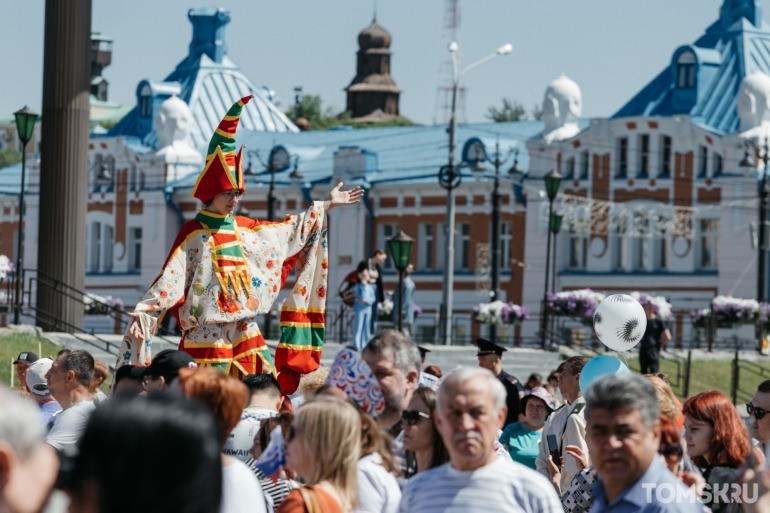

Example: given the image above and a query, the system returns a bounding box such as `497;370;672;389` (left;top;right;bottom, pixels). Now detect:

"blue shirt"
589;457;703;513
499;422;542;470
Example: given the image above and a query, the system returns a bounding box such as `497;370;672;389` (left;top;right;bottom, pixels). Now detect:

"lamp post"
549;213;563;343
245;145;294;340
466;138;520;343
387;230;414;332
438;40;513;346
541;170;562;348
13;106;38;325
740;139;770;303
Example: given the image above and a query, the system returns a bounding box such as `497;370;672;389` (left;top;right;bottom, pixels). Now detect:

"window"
655;234;670;271
89;222;102;272
418;223;433;270
378;223;399;271
713;153;723;176
660;136;672;178
638;134;650;178
139;84;152;117
568;226;587;270
128;228;142;272
613;216;627;270
633;215;650;271
616;137;628;178
699;219;719;269
456;223;470;271
564;157;576;180
103;226;114;272
580;151;590;179
698;145;708;178
677;52;696;89
500;222;512;271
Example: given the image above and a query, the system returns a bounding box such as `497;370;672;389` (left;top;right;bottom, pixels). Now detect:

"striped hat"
192;95;253;203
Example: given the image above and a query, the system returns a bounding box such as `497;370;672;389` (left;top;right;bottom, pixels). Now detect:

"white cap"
26;358;53;396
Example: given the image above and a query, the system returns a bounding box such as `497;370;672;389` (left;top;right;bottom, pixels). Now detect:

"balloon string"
615;351;631;368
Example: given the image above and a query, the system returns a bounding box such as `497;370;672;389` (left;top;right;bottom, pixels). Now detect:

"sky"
3;0;770;126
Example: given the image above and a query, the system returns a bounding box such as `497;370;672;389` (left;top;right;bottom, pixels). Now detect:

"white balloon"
593;294;647;351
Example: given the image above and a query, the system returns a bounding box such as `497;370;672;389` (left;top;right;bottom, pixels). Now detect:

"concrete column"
37;0;91;331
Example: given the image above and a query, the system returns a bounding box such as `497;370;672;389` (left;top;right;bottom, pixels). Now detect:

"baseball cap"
26;358;53;396
144;350;197;382
13;352;39;365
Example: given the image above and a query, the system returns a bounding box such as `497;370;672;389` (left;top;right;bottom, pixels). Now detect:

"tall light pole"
541;170;562;349
13;107;38;325
466;138;519;344
741;139;770;303
438;41;512;346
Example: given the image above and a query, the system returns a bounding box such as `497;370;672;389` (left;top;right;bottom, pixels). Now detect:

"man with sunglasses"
748;380;770;452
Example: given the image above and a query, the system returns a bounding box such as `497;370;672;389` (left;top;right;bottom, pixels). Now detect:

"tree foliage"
0;147;21;168
285;94;415;130
486;98;544;122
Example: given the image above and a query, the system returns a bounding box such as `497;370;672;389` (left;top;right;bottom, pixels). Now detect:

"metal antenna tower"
433;0;466;125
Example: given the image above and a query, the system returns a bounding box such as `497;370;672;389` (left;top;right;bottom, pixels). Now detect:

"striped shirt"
244;456;298;510
398;456;562;513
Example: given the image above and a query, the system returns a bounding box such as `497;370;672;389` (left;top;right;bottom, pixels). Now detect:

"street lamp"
245;145;295;339
740;138;770;303
438;40;513;346
13;106;38;325
541;170;562;348
465;138;519;344
549;213;563;293
387;229;414;332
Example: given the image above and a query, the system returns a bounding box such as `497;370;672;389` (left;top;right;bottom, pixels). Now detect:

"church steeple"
345;18;401;119
719;0;761;30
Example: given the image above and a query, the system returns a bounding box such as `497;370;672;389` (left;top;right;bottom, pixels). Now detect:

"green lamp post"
387;230;414;332
542;170;562;348
13;106;38;325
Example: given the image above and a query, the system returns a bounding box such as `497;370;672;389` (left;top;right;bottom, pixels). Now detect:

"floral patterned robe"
116;202;328;395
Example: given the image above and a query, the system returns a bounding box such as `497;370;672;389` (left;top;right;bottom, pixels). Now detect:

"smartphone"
546;434;560;463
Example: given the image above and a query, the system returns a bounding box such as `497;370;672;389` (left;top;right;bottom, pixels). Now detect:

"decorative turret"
346;18;401;119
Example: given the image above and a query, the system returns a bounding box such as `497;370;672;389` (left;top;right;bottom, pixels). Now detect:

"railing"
731;350;770;405
20;268;179;355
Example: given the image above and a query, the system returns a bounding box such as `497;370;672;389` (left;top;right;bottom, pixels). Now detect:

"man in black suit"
476;338;524;428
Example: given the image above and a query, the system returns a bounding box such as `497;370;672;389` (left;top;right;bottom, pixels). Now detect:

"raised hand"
127;312;144;341
324;182;364;210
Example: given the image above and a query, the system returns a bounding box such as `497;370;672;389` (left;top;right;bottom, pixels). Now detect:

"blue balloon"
579;355;630;394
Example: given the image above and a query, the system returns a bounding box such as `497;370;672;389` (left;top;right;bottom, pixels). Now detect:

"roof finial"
373;0;377;22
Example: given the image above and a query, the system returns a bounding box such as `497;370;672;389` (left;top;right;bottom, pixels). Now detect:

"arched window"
139;84;152;117
677;52;696;89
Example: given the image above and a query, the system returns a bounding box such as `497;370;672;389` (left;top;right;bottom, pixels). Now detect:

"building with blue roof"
4;0;770;347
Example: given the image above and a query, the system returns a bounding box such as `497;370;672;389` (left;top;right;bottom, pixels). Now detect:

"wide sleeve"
115;228;193;368
271;202;329;396
276;489;307;513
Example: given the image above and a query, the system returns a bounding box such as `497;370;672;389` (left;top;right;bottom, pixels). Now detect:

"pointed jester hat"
192;95;253;203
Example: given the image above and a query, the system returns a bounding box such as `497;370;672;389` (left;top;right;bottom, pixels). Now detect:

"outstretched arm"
323;182;363;211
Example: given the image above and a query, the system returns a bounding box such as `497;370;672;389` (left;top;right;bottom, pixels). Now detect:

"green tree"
285;94;338;130
0;147;21;168
486;98;528;122
531;103;543;121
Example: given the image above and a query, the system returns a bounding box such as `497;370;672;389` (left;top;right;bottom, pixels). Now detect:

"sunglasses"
401;410;431;426
660;444;683;457
747;402;769;420
221;191;244;200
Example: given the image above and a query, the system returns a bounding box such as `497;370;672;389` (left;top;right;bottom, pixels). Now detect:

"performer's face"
209;189;243;215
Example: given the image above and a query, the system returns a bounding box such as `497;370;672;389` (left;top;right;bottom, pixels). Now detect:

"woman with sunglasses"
119;96;363;397
402;387;450;478
683;390;750;513
499;387;555;470
280;396;361;513
658;415;685;475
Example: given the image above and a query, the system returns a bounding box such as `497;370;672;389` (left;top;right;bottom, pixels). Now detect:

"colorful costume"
117;96;328;395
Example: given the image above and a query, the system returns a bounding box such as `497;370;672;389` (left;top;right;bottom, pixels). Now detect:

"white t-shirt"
45;400;97;452
220;457;269;513
355;453;401;513
398;456;562;513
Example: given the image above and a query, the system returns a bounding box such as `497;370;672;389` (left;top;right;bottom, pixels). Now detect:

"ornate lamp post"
741;138;770;303
541;170;562;348
387;230;414;332
549;213;563;293
13;106;38;325
438;41;512;346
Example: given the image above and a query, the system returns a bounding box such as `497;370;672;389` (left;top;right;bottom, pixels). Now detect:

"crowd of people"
6;329;770;513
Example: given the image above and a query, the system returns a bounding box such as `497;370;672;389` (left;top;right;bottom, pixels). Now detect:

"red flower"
159;290;168;298
317;285;326;299
217;293;240;314
321;260;328;270
266;260;274;269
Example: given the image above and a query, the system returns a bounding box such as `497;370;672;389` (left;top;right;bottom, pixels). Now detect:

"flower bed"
84;293;124;315
631;292;672;321
692;295;768;328
473;300;529;326
546;289;605;323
